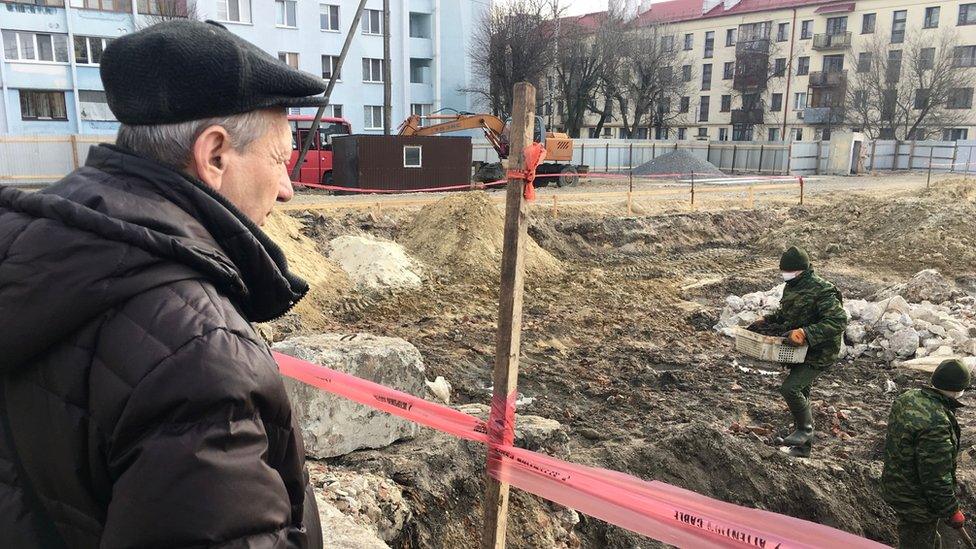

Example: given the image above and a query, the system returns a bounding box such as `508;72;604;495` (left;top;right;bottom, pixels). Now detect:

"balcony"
812;32;852;51
730;108;764;125
735;38;771;55
803;106;845;125
732;60;770;91
808;70;847;87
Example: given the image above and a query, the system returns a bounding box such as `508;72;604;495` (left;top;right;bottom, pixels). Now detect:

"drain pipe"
781;7;797;141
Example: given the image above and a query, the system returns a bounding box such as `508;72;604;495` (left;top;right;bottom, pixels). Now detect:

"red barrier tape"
274;351;888;548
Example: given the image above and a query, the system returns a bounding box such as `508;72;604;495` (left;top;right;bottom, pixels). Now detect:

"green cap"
932;359;972;392
779;246;810;272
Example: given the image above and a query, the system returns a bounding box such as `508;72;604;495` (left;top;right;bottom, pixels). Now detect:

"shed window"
403;145;422;168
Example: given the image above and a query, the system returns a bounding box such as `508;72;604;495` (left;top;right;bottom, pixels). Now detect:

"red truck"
288;114;352;186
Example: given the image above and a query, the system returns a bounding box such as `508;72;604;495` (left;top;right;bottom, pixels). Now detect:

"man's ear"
188;125;233;190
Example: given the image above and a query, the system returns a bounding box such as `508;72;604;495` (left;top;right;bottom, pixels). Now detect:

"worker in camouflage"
748;246;847;457
883;359;970;549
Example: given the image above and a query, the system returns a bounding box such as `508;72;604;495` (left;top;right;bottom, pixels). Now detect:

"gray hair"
116;108;284;170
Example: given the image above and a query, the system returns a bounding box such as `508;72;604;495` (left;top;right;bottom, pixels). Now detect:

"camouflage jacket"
764;269;847;369
882;388;962;522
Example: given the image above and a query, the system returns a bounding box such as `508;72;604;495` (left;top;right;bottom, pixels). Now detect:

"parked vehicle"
288;114;352;186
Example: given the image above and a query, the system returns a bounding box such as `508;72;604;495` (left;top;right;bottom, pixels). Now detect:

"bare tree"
554;9;623;137
845;29;975;140
139;0;202;26
612;23;689;138
465;0;560;117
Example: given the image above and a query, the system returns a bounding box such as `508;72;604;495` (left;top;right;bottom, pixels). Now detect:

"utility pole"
291;0;369;181
383;0;392;135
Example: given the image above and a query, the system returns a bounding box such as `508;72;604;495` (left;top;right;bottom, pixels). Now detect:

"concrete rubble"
275;333;427;459
715;270;976;368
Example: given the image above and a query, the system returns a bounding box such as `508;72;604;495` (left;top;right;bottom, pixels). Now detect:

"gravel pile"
632;149;723;176
715;270;976;367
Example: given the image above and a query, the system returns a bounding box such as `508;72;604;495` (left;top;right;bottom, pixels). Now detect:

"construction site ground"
271;172;976;548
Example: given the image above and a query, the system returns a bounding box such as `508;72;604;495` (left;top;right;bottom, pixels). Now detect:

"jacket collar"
922;387;965;409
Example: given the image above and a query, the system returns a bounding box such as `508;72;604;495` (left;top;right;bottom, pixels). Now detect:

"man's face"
217;112;294;226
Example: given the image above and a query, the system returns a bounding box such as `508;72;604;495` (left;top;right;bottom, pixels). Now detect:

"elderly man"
0;21;325;547
883;359;970;549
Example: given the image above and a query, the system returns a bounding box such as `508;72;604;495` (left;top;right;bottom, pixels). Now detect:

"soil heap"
632;149;723;177
399;191;563;280
327;235;424;291
263;212;351;328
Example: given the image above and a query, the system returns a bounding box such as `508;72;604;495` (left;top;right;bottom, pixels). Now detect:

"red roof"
701;0;838;20
624;0;840;26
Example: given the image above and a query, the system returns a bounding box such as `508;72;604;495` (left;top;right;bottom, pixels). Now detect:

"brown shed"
332;135;472;192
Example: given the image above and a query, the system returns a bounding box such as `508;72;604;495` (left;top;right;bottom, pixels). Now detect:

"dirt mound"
758;180;976;277
632;149;723;176
263;212;351;328
399;191;562;280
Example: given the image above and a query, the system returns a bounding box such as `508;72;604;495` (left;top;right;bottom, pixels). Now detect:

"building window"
824;54;844;73
678;127;687;139
411;103;431;119
409;12;432;38
776;22;789;42
800;20;812;39
825;16;847;35
794;91;807;109
796;56;809;75
328;104;342;118
770;93;783;111
19;90;67;121
679;96;690;113
944;128;969;140
216;0;251;23
362;58;384;82
857;52;872;72
2;31;69;63
661;35;675;52
793;128;803;141
768;128;780;141
920;47;935;69
773;57;786;76
861;13;876;34
720;94;731;112
275;0;297;27
960;4;976;25
137;0;193;15
602;127;612;138
726;28;736;46
8;0;64;5
321;4;340;31
79;90;115;121
69;0;130;12
278;51;299;69
914;88;930;110
403;145;422;168
681;64;692;82
410;58;431;84
891;10;906;43
651;127;665;139
948;88;974;109
321;55;340;80
364;105;383;130
723;61;734;79
683;33;693;50
923;6;940;29
954;45;976;67
697;127;708;138
854;90;867;109
557;100;564;116
72;36;112;65
362;9;383;35
703;31;714;58
699;96;709;122
701;63;711;90
718;127;728;141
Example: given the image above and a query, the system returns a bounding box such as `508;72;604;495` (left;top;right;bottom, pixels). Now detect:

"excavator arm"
398;114;510;158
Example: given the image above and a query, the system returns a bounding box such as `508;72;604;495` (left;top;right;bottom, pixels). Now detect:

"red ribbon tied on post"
506;141;547;201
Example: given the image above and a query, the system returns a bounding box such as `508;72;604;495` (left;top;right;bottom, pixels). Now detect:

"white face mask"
937;388;966;399
781;271;801;281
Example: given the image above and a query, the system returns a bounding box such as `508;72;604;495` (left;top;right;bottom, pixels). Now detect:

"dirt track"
270;174;976;548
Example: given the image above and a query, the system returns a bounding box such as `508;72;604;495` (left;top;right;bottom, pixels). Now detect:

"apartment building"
0;0;488;135
554;0;976;141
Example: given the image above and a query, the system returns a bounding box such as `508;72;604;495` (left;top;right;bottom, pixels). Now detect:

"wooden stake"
69;134;80;170
481;82;535;549
552;194;558;219
627;191;633;215
747;185;755;208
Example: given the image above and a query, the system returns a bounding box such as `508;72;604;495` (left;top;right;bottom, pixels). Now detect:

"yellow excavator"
397;113;581;185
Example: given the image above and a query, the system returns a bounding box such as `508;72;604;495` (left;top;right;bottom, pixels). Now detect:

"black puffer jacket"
0;145;322;548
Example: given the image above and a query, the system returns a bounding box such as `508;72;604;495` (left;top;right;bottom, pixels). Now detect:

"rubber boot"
782;406;814;447
787;441;812;458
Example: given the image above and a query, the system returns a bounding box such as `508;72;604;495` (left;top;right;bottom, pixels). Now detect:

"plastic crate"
734;327;808;364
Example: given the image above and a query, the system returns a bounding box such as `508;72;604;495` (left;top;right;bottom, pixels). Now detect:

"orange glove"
948;509;966;529
785;328;807;347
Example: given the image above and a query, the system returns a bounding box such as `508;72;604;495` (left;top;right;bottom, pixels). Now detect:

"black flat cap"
100;20;328;125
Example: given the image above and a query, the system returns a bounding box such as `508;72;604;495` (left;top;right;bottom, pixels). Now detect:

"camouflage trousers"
897;520;941;549
778;363;825;415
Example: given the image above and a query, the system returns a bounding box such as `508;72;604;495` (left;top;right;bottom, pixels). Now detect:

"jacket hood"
0;144;307;371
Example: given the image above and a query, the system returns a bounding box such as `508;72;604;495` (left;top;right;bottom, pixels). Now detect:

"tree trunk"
592;97;613;138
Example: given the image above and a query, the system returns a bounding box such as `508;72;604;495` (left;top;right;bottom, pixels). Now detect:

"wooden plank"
481;81;535;549
0;174;67;181
69;134;80;169
0;135;72;143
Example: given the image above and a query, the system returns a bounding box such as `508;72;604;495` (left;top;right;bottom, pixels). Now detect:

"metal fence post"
629;143;634;184
731;145;738;175
951;142;958;173
758;144;765;175
605;142;609;173
690;171;695;209
892;140;900;171
786;141;793;175
927;147;934;188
